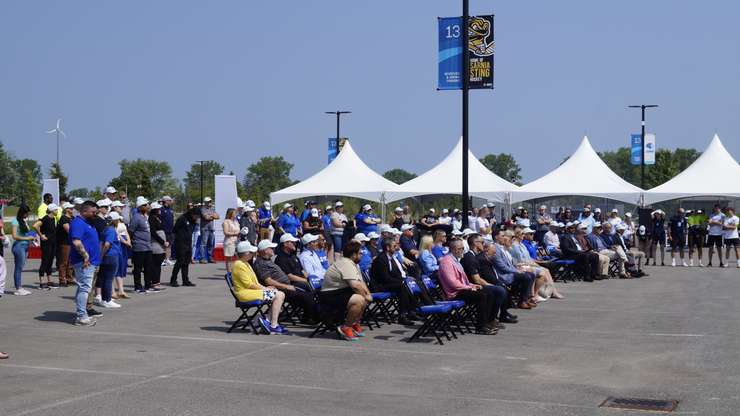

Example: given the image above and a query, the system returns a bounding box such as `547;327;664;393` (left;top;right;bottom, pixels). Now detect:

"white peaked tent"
384;137;519;203
510;136;644;204
644;134;740;204
270;140;399;205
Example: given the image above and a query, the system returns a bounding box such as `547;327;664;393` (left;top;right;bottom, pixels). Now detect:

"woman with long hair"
222;208;239;273
32;204;60;289
418;235;439;278
11;205;35;296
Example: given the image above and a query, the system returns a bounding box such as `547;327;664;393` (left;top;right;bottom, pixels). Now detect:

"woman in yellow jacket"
232;241;286;334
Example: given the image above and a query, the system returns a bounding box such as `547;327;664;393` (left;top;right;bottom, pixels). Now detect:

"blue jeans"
73;263;95;319
200;228;215;261
332;234;343;252
12;242;28;289
97;255;118;302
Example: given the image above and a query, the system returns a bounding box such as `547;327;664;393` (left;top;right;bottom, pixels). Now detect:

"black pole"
461;0;470;229
197;160;205;203
336;113;341;152
640;106;646;190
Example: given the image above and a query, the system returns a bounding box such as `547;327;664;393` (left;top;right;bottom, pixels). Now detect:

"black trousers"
39;240;56;277
150;253;165;285
283;281;319;321
132;250;153;290
453;289;492;329
574;252;599;278
511;272;535;304
171;246;192;283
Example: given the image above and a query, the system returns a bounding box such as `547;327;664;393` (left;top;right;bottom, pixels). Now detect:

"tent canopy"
644;134;740;204
270;140;398;205
384;137;519;203
510;136;644;204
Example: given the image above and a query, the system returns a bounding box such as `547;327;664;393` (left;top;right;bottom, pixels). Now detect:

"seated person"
253;239;319;323
371;237;432;325
492;232;536;309
615;224;647;276
231;241;286;334
299;233;327;279
366;231;380;258
509;229;564;300
462;234;509;329
352;233;373;272
399;224;419;260
274;233;308;285
431;230;448;259
320;241;373;341
418;235;439;277
574;223;609;279
588;223;627;278
543;222;562;256
437;239;497;335
476;239;517;323
316;234;331;269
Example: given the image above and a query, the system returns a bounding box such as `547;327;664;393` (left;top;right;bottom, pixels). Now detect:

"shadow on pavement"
34;310;76;324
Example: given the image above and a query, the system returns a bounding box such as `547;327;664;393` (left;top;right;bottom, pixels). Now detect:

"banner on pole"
630;134;642;165
438;15;495;90
644;134;656;165
328;138;348;164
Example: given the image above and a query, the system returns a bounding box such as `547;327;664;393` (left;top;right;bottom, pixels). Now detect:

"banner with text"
630;134;642;165
328;138;348;164
644;134;656;165
437;15;495;90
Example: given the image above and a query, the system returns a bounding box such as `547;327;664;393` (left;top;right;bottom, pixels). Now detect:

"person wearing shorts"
722;207;739;268
668;208;688;267
687;209;707;267
707;204;726;267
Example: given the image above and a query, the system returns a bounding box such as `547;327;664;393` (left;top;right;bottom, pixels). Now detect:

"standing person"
10;205;34;296
687;209;708;267
148;202;168;290
32;203;60;289
94;213;123;309
476;207;492;239
637;225;651;266
170;208;199;287
650;210;667;266
258;202;273;242
276;203;301;239
160;196;175;265
56;202;75;286
37;193;54;220
355;204;381;236
130;197;157;293
113;205;131;299
239;208;259;245
668;208;688;267
707;204;726;267
69;201;101;326
199;197;219;264
117;192;132;226
330;201;348;257
321;205;334;261
0;208;7;298
302;208;324;236
222;208;240;273
534;205;552;244
723;207;739;268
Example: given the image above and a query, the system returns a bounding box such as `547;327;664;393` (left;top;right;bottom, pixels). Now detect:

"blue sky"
1;1;739;190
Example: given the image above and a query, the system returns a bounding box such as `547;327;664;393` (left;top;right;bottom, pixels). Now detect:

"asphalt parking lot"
1;257;739;415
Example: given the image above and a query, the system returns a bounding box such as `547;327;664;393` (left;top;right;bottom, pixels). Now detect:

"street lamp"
325;111;351;153
195;160;207;203
628;104;659;190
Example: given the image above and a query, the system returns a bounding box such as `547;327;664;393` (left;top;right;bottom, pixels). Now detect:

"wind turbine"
46;118;66;168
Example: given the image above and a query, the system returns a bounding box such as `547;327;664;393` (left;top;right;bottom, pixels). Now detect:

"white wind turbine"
46;118;67;168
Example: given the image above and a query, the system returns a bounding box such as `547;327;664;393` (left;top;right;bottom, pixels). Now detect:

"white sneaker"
93;296;104;306
535;295;548;302
682;261;688;267
723;263;729;268
689;259;694;267
14;288;31;296
161;261;168;267
74;316;97;326
671;259;676;267
101;300;122;309
699;261;704;267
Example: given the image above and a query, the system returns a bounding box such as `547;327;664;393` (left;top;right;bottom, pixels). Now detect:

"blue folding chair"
404;278;456;345
361;269;398;328
224;273;270;334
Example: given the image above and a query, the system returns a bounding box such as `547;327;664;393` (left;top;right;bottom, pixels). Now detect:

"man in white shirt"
476;207;491;238
438;209;452;225
299;234;326;279
330;201;348;257
607;209;622;235
707;204;726;267
722;207;739;268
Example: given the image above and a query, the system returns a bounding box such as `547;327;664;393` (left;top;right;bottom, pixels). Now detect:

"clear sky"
1;1;739;190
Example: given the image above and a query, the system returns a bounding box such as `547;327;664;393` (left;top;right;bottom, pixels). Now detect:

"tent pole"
381;193;387;224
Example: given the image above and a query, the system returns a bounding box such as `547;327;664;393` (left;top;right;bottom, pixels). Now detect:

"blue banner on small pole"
630;134;642;165
438;17;463;90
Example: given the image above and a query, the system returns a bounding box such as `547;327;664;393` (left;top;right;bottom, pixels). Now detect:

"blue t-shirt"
103;226;122;258
258;208;272;229
359;246;372;272
321;214;332;233
522;239;538;259
355;213;378;235
316;248;330;270
431;245;448;259
277;213;301;236
69;216;101;266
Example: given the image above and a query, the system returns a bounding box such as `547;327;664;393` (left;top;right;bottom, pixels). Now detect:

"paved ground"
1;256;739;416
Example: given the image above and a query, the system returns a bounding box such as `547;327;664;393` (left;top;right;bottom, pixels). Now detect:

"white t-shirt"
709;213;725;236
116;222;130;244
330;212;347;236
468;215;478;232
723;215;739;240
438;216;451;225
476;217;491;235
608;217;622;234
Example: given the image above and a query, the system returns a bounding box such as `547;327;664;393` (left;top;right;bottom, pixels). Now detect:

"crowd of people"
0;190;738;341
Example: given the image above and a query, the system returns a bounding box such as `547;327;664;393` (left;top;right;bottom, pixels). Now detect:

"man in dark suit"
560;222;600;281
475;239;518;323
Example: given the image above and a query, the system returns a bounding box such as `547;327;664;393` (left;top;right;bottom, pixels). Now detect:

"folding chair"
420;275;470;335
552;259;578;282
361;269;397;328
224;273;270;334
404;278;456;345
306;275;342;339
608;259;621;278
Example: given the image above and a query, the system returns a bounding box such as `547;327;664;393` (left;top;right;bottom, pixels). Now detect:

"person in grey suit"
492;233;536;309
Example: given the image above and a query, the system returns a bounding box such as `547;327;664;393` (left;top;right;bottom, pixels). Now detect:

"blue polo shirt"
355;213;378;234
277;213;301;236
359;245;372;272
316;248;330;270
431;245;448;259
103;226;122;259
321;214;332;233
69;216;101;266
258;208;272;229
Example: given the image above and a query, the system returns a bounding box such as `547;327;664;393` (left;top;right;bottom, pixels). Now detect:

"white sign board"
42;179;60;205
214;175;238;247
644;133;656;165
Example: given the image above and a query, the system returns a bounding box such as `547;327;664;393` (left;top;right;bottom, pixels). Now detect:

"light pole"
325;111;351;155
461;0;470;228
628;104;659;190
195;160;207;203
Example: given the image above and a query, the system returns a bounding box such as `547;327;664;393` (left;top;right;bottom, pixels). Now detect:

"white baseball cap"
391;228;402;236
401;224;414;232
594;208;601;213
161;195;173;202
616;224;627;231
283;203;293;209
203;197;212;202
334;201;344;207
625;212;632;217
487;202;495;208
442;208;449;214
353;233;370;242
279;233;299;243
539;205;547;210
236;241;258;253
550;222;560;227
62;202;74;209
367;232;380;239
522;227;535;234
565;222;574;228
257;239;278;251
394;206;403;212
111;200;125;208
451;229;463;236
97;199;112;208
593;222;603;227
325;205;333;211
135;196;149;207
236;197;244;209
245;200;255;208
310;208;319;217
245;205;255;212
428;208;436;214
263;201;271;209
47;203;60;212
150;202;162;210
611;208;619;213
578;223;588;230
301;233;319;245
362;204;372;211
461;228;476;236
104;186;117;194
107;212;122;221
73;197;84;205
379;224;393;234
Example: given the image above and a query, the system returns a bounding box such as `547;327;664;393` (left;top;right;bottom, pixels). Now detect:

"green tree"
0;141;18;201
382;168;417;185
109;159;179;200
599;147;701;189
243;156;295;204
14;159;42;207
673;148;701;172
479;153;523;185
68;188;91;198
183;161;224;203
49;162;68;196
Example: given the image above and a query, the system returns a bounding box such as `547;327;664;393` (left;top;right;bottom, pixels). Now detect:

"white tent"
510;136;644;204
644;134;740;204
384;137;519;203
270;140;398;205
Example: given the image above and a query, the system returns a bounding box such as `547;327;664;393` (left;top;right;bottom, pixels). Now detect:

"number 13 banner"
438;15;494;90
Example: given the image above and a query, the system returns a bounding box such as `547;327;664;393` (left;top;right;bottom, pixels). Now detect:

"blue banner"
630;134;642;165
438;17;463;90
328;138;347;164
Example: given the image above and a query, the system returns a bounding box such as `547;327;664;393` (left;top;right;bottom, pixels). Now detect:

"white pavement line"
649;333;706;337
7;343;284;416
0;363;143;377
510;326;710;338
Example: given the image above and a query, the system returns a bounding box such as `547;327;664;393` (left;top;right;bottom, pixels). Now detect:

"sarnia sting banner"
438;15;494;90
